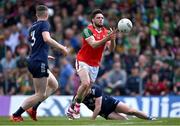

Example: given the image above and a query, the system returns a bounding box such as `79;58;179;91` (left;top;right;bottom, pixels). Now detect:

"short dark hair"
90;9;104;20
36;5;48;17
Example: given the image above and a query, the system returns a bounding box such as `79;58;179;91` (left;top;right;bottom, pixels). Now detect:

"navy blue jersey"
82;85;119;119
82;85;102;111
28;20;50;64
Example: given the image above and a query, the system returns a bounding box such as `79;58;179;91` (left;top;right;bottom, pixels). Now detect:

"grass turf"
0;117;180;126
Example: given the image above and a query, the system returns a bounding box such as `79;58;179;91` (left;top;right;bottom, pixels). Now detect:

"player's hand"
109;28;117;41
48;55;55;60
108;28;117;41
62;46;69;56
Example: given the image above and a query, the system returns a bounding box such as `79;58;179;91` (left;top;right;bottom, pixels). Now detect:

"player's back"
28;20;50;64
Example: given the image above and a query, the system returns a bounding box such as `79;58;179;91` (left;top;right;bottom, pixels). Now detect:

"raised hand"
109;28;117;41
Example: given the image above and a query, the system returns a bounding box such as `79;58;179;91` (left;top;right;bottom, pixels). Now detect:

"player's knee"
81;80;90;89
54;82;59;90
36;93;47;101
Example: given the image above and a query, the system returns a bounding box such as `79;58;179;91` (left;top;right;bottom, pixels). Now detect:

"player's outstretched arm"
42;31;68;56
85;30;116;48
91;96;102;120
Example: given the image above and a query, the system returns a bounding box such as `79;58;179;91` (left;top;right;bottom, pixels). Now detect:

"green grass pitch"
0;117;180;126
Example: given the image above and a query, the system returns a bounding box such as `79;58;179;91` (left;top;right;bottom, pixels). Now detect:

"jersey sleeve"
82;28;93;39
41;21;50;32
94;86;102;98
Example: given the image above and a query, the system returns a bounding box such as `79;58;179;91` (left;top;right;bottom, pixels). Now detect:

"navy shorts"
99;97;119;119
28;60;49;78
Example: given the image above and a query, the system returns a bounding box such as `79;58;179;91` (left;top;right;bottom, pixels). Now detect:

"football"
118;18;133;33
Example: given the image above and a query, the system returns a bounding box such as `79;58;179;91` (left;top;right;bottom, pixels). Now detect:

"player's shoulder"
39;20;49;26
82;25;93;38
83;24;92;31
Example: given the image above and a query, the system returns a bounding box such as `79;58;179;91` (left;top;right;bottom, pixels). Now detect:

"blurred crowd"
0;0;179;96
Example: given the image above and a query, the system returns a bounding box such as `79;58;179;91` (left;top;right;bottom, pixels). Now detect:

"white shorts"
75;60;99;83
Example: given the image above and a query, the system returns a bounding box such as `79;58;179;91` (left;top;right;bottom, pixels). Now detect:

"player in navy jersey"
81;85;156;120
10;5;68;122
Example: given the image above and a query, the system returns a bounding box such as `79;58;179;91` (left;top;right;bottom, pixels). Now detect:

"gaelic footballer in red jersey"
66;9;117;120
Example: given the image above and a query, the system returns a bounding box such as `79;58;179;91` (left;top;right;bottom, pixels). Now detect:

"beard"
94;22;103;28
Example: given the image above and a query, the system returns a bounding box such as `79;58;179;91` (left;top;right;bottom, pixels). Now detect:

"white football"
118;18;133;33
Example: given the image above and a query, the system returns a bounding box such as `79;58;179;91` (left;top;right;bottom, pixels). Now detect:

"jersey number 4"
30;30;36;46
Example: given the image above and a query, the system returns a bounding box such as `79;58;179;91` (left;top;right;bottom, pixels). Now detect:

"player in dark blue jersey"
81;85;156;120
11;5;68;122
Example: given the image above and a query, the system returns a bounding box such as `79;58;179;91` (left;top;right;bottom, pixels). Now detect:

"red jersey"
145;82;168;95
77;24;108;66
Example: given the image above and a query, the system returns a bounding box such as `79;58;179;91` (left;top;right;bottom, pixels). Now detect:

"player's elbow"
91;44;98;48
43;37;51;43
89;41;98;48
42;32;51;43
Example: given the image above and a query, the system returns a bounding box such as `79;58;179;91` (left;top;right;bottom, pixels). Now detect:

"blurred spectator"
17;15;31;39
124;47;138;74
172;36;179;54
174;49;180;69
0;63;5;95
16;64;32;95
59;57;75;95
15;34;30;56
138;55;149;79
173;82;180;95
104;61;127;96
1;49;17;95
144;73;168;96
63;28;80;53
173;68;180;95
126;65;142;96
151;60;163;78
161;61;174;87
149;12;159;48
1;49;16;73
15;47;32;94
51;15;63;42
4;24;20;53
137;26;150;54
0;35;5;60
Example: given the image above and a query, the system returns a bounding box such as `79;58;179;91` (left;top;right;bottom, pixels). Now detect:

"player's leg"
81;66;98;101
114;102;153;120
66;68;90;119
108;112;128;120
21;77;48;109
11;77;47;122
73;68;90;108
72;61;91;106
66;61;91;119
26;70;59;121
32;70;59;110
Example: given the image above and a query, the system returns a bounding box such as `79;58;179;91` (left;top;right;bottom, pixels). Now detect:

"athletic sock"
76;98;82;104
13;107;25;117
70;94;82;109
32;101;41;111
70;95;77;109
